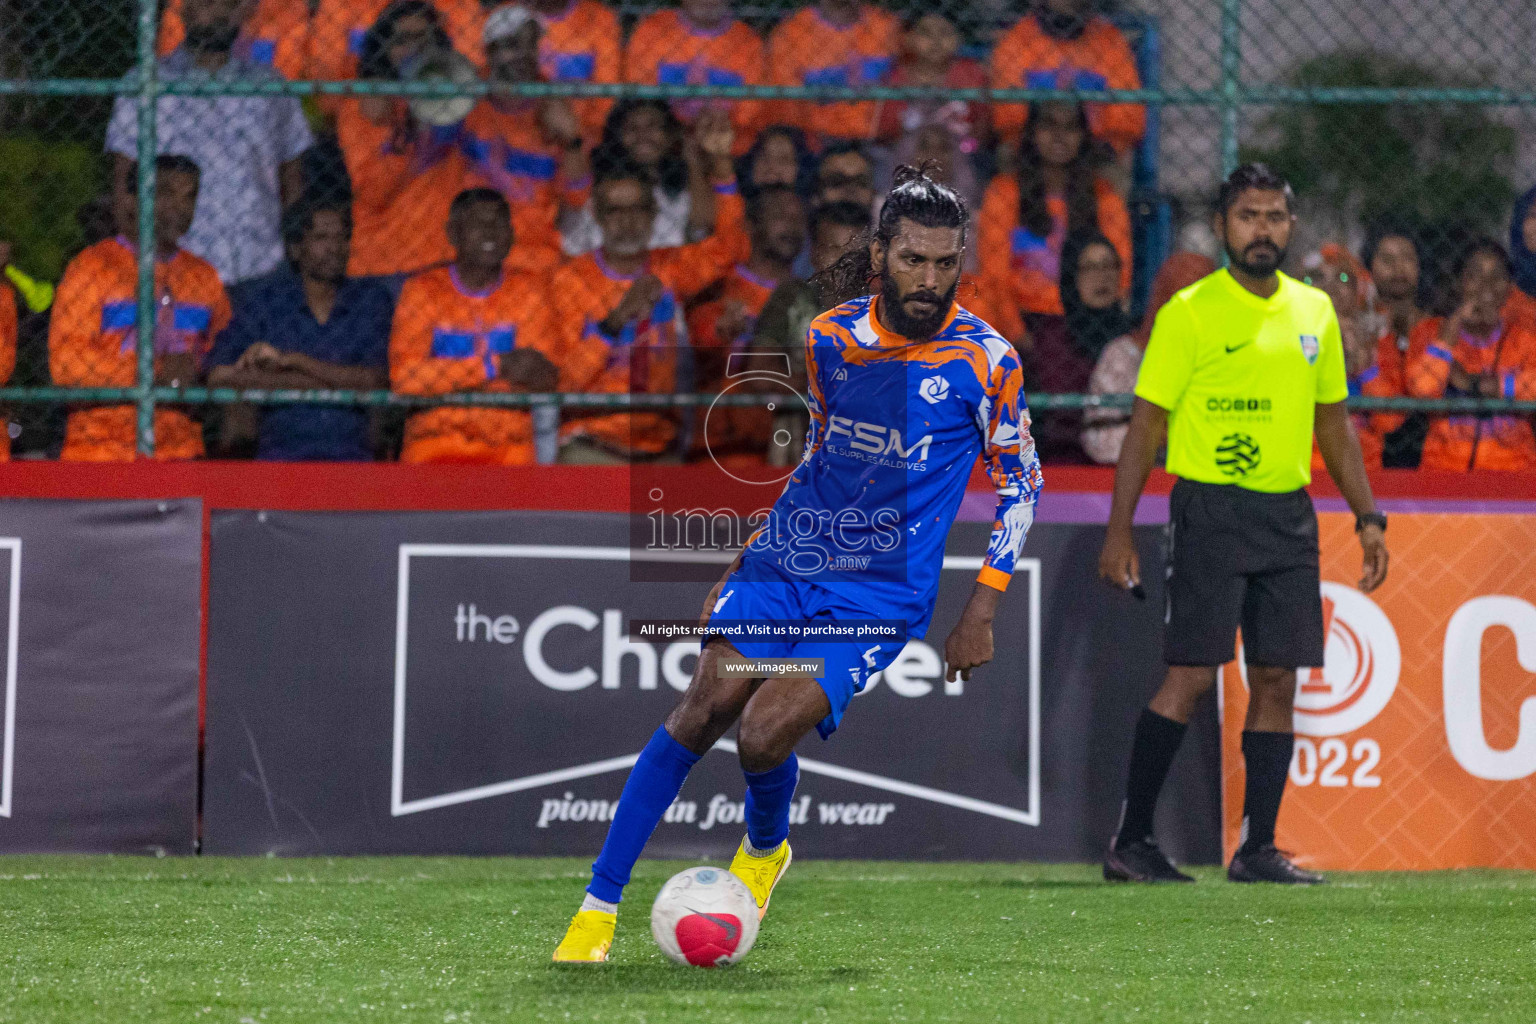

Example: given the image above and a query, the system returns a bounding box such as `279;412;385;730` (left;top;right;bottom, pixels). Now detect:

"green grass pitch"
1;856;1533;1023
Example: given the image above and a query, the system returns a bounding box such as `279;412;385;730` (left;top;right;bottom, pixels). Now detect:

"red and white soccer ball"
650;866;760;968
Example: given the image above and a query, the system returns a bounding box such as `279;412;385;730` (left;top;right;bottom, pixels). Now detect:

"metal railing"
1;0;1530;459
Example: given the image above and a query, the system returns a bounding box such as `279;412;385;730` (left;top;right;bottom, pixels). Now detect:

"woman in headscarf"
1505;185;1536;331
1081;250;1214;465
1025;232;1132;463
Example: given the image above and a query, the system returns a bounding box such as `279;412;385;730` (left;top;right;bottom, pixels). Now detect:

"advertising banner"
1221;513;1536;869
206;511;1220;862
0;499;200;853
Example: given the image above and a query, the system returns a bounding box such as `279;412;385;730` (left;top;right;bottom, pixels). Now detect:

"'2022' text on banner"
1221;513;1536;870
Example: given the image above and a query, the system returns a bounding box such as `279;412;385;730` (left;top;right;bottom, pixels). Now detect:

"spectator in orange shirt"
688;185;808;463
626;0;767;153
1305;243;1405;471
336;1;470;277
460;5;590;273
1506;185;1536;330
874;14;990;167
1363;224;1425;353
552;125;746;463
990;0;1145;174
767;0;899;143
813;141;876;210
563;102;731;255
50;156;231;462
159;0;311;80
517;0;622;144
312;0;484;83
1407;238;1536;472
389;188;561;464
978;101;1130;325
738;125;815;201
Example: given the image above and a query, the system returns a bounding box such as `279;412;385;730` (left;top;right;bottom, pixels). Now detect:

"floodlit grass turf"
0;858;1533;1023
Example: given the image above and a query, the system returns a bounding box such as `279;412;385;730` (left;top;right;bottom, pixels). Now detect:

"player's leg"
1106;481;1241;883
727;672;831;918
726;633;906;916
553;638;761;962
1227;554;1326;885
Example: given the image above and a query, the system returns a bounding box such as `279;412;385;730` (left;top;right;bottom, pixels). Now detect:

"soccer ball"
650;866;760;968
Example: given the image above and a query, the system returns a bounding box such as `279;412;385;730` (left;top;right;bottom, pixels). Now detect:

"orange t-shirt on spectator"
686;263;780;458
1406;316;1536;472
390;265;560;464
625;10;767;153
977;173;1132;323
1503;286;1536;332
311;0;485;82
159;0;312;79
0;285;15;460
553;185;749;455
461;101;591;274
989;14;1145;156
49;237;230;462
767;5;899;142
1310;331;1406;472
338;99;469;277
528;0;622;143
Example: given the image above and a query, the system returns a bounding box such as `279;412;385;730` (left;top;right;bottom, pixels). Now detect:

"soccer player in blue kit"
554;167;1044;963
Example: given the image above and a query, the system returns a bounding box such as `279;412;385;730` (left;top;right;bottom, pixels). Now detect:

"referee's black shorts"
1164;479;1325;669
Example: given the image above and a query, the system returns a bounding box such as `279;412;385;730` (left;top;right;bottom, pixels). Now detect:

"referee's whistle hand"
1098;527;1140;592
1358;526;1389;594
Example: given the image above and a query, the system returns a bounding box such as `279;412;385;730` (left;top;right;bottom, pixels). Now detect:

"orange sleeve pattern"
649;184;749;299
49;248;112;388
1405;318;1452;398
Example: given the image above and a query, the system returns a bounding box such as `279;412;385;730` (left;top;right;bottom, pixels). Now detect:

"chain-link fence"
1;0;1534;469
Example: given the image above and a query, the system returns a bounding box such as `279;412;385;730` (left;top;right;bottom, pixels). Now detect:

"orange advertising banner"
1220;512;1536;870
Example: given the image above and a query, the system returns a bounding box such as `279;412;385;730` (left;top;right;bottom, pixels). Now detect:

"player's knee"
1247;665;1296;707
736;708;792;775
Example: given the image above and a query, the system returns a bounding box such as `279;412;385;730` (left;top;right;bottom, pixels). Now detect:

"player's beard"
880;271;957;341
1227;237;1287;278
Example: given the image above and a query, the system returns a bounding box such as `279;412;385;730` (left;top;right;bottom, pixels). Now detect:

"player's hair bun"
890;164;930;189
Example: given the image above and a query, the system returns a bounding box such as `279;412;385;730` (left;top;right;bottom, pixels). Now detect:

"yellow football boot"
728;837;793;920
552;909;616;964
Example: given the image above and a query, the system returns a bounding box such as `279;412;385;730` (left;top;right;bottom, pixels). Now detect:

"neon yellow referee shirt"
1135;269;1348;493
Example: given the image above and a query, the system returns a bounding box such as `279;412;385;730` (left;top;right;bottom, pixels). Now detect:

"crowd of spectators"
1;0;1534;470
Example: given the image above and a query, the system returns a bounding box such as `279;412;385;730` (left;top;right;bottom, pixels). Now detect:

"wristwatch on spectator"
1355;511;1387;534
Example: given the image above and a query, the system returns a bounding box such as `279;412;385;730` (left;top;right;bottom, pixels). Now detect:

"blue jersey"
737;295;1043;637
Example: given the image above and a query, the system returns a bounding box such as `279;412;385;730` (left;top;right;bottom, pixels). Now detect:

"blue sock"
587;725;702;904
743;753;799;851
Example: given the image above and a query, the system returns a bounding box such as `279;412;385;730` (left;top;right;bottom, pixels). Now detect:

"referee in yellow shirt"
1098;164;1390;885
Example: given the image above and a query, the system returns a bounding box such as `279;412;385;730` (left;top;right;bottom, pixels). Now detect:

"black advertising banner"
0;499;200;853
206;511;1219;862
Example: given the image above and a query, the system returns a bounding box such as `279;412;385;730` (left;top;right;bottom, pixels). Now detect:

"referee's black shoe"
1103;838;1195;883
1227;844;1326;885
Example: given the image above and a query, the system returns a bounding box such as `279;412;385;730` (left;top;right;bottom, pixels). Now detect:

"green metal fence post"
133;0;159;458
1220;0;1242;177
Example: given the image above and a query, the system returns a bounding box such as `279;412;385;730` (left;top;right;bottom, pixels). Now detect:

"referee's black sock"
1239;730;1294;851
1113;709;1187;849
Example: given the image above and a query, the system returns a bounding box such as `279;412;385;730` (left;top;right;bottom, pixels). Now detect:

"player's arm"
947;352;1043;682
1313;310;1387;592
1099;298;1191;592
1098;396;1167;593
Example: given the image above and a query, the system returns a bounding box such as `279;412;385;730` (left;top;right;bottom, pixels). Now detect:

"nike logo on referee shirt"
1225;340;1255;354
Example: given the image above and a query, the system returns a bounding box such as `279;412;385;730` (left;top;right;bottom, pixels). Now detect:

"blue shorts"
706;573;908;739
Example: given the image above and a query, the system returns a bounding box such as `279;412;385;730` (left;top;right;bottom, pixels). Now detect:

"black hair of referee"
1097;163;1390;885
